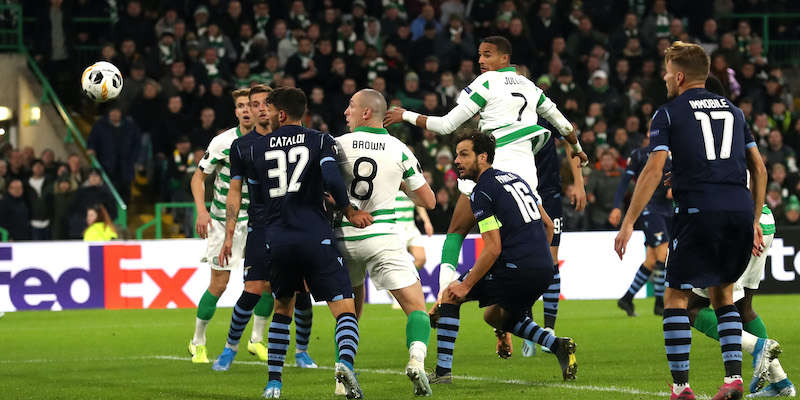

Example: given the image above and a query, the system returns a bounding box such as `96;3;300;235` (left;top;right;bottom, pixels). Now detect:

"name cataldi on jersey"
270;134;305;147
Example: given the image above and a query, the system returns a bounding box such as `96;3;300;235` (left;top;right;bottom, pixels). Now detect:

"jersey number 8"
265;147;309;198
503;181;541;223
350;157;378;200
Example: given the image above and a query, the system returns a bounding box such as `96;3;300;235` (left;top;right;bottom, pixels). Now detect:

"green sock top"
406;310;431;348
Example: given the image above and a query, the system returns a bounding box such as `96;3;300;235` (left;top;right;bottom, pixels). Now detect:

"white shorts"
202;218;248;271
339;234;420;291
457;140;541;202
399;223;424;248
692;234;774;302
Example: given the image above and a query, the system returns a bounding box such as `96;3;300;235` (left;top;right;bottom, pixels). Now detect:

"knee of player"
208;280;229;296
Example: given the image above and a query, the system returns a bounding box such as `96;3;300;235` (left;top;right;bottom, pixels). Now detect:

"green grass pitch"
1;295;797;399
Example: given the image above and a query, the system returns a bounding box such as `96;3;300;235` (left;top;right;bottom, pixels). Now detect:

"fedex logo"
0;244;198;311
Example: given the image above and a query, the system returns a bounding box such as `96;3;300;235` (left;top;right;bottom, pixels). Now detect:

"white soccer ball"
81;61;123;103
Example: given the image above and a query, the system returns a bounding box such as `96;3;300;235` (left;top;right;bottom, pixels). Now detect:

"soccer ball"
81;61;123;103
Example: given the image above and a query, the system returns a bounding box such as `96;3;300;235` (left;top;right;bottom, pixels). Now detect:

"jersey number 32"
265;147;309;197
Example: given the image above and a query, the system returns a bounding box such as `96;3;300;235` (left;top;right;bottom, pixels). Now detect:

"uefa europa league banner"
1;230;797;312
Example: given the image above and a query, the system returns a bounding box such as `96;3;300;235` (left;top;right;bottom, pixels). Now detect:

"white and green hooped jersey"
334;126;427;240
197;126;250;222
761;204;775;236
395;190;417;228
458;67;553;151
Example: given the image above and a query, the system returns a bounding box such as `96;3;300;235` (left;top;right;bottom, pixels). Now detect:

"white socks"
409;341;427;364
251;315;269;343
193;318;210;346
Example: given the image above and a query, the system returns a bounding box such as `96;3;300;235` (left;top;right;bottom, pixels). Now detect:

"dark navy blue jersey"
230;130;268;227
470;168;552;268
534;119;564;196
250;125;339;244
649;88;755;212
622;145;673;216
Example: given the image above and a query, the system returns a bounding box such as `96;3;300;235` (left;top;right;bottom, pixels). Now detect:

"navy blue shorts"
666;210;753;289
268;240;354;302
640;211;671;248
459;259;552;317
541;191;563;247
243;226;270;282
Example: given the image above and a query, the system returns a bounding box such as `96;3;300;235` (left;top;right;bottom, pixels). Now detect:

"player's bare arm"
614;151;668;259
448;227;501;302
219;178;243;266
417;206;434;236
400;181;435;210
747;146;768;256
562;141;587;211
191;168;213;238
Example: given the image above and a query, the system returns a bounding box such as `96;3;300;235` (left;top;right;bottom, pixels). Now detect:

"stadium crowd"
2;0;800;241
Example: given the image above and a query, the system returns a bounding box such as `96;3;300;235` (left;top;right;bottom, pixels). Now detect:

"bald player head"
344;88;387;131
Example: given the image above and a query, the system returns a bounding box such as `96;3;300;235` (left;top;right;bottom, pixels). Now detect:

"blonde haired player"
187;88;272;363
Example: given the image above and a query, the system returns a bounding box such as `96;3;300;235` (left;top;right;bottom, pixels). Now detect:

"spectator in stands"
201;80;236;127
68;168;117;239
428;187;455;234
586;149;623;230
25;160;54;240
436;71;459;110
779;196;800;227
547;67;583;113
219;1;249;39
20;147;35;171
51;174;74;240
610;128;634;162
115;0;154;50
329;78;357;136
769;101;794;135
234;23;263;68
159;60;187;98
410;4;441;41
454;59;477;90
154;8;178;39
285;36;317;94
396;72;425;111
766;182;785;214
610;58;632;93
200;23;237;64
710;53;741;100
34;0;75;106
166;136;196;204
380;3;402;38
765;128;798;173
410;21;440;72
529;1;561;56
716;33;744;71
307;86;332;130
147;29;182;79
641;0;672;50
586;70;623;125
696;18;720;55
40;149;59;182
83;204;118;241
6;149;28;182
567;16;604;64
199;48;233;86
252;1;272;36
117;62;147;114
87;107;142;203
64;154;85;191
609;13;641;56
0;179;31;241
737;63;763;102
191;108;218;150
752;113;773;147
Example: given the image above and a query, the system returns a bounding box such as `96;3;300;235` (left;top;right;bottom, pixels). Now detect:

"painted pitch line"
151;355;701;399
0;355;711;399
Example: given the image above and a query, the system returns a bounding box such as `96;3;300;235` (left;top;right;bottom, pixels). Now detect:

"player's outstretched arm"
190;168;212;238
219;178;242;266
384;101;476;135
747;146;768;256
614;151;668;259
537;97;589;167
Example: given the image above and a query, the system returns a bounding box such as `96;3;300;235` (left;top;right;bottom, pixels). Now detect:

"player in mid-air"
384;36;588;330
187;88;274;364
335;89;436;396
228;87;371;399
428;129;578;384
609;131;672;317
614;42;767;400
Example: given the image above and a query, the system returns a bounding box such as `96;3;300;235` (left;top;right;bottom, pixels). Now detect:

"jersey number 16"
503;181;541;223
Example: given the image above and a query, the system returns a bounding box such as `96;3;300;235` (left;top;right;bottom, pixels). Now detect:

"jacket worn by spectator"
87;113;142;187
